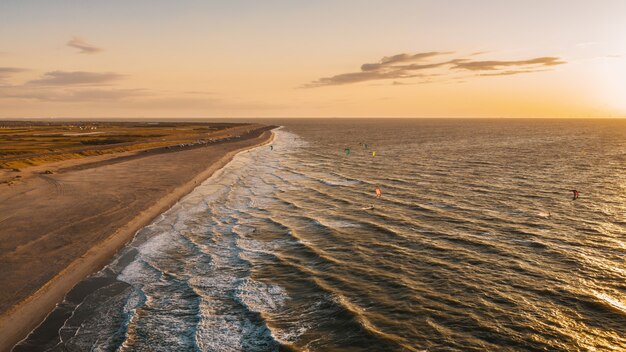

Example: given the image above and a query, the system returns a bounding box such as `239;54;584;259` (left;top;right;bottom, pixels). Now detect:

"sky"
1;0;625;118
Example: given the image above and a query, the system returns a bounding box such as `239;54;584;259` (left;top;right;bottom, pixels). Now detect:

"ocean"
15;119;626;351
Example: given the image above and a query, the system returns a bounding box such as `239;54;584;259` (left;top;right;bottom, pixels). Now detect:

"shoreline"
0;128;276;352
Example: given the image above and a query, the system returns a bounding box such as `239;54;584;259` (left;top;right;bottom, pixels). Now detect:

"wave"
20;122;626;351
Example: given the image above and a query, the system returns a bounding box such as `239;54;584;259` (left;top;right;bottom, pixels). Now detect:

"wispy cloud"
305;52;452;88
0;68;138;102
27;71;125;86
60;88;148;101
360;52;452;71
306;70;420;87
67;36;103;54
477;69;550;77
0;67;25;80
305;52;566;87
0;86;148;102
450;57;565;71
0;69;236;108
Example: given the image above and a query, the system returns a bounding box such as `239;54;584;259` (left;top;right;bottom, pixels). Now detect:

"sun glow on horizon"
0;0;625;118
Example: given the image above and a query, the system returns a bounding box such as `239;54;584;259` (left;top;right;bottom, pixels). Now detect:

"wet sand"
0;124;275;351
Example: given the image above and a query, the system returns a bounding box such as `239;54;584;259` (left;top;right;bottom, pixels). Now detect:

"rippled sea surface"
17;119;626;351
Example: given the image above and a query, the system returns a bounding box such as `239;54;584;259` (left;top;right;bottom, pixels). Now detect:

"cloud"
0;67;27;86
0;69;139;102
305;52;566;87
0;67;26;79
305;70;420;87
27;71;125;86
304;51;454;88
477;69;550;76
0;67;22;73
360;52;452;71
0;86;148;102
450;57;565;71
61;88;148;101
67;36;103;54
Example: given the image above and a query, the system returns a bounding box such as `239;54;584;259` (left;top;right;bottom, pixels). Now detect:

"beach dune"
0;124;275;351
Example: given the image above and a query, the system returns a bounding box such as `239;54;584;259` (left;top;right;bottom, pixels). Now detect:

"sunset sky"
1;0;625;118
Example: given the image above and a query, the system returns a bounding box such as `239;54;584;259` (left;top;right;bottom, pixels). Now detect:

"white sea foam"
592;290;626;315
317;218;361;228
235;278;288;312
236;237;282;255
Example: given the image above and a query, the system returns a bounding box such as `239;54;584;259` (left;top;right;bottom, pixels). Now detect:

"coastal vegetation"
0;121;245;169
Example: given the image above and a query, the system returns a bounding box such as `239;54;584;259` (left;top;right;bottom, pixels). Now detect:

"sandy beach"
0;124;275;351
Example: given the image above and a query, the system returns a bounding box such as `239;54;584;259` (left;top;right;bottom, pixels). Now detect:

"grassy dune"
0;121;249;169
